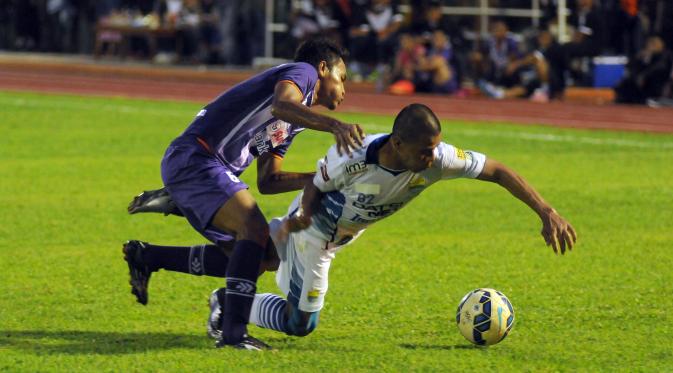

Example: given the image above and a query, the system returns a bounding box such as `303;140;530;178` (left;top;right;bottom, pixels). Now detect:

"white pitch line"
4;97;673;150
362;123;673;150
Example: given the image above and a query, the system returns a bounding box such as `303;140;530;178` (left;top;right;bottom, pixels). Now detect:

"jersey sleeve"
312;145;348;192
435;142;487;179
277;63;318;100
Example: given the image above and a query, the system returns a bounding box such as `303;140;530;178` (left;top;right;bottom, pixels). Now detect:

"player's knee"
240;215;269;243
286;309;320;337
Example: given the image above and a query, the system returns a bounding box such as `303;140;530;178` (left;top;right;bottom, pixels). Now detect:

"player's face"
397;132;442;172
317;58;347;110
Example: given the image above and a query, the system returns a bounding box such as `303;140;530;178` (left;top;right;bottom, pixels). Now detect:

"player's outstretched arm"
476;158;577;254
271;81;364;156
256;152;315;194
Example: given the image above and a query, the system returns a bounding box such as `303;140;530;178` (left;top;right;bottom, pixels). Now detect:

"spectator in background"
290;0;341;45
390;31;457;95
391;33;426;92
43;0;77;52
415;30;458;94
470;20;523;90
478;29;557;102
614;0;643;57
614;35;673;104
218;0;264;65
197;0;221;64
562;0;606;85
349;0;404;81
537;29;566;99
409;0;466;88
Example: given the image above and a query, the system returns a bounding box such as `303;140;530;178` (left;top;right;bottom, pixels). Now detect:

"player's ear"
390;134;403;150
317;61;329;78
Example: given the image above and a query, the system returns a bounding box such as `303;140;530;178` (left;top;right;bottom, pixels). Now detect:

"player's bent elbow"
286;309;320;337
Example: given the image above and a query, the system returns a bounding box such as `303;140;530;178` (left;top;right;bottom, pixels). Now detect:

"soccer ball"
455;288;514;346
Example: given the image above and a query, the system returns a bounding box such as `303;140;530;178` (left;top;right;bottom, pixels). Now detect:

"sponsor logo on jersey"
267;121;290;148
345;160;367;175
456;148;466;160
408;175;426;189
254;130;270;154
254;121;290;155
354;183;380;195
320;164;330;181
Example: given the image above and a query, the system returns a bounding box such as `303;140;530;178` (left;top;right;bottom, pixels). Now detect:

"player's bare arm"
476;158;577;254
271;73;364;156
287;181;323;232
256;152;315;195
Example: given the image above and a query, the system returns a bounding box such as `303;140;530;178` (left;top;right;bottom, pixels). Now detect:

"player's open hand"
540;209;577;255
332;121;365;157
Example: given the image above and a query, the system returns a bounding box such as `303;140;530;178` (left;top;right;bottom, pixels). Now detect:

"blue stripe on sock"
255;294;287;333
270;298;285;331
261;297;272;329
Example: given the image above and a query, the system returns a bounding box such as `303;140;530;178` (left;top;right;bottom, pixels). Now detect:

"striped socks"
249;293;288;333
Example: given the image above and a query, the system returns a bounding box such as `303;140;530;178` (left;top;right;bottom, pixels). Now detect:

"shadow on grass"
399;343;482;351
0;330;211;355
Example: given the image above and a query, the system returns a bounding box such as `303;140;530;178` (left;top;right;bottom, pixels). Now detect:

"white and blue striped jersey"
300;134;487;246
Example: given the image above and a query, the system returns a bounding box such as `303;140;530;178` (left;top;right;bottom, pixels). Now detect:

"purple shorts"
161;137;248;246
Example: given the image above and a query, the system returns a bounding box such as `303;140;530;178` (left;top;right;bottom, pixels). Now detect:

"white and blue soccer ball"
455;288;514;346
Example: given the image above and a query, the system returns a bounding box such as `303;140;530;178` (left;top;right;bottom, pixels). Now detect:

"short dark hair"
392;104;441;143
294;38;348;70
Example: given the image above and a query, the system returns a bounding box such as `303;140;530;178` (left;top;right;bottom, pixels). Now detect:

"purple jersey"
179;62;318;175
485;35;521;71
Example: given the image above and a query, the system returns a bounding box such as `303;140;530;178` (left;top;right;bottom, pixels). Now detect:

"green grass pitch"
1;90;673;371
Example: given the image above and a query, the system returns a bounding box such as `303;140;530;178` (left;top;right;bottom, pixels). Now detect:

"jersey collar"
366;134;407;176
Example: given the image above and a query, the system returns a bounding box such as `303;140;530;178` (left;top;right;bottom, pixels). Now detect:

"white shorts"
274;225;335;313
269;195;363;313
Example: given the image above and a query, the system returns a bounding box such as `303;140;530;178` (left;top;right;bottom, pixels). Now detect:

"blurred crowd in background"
1;0;672;105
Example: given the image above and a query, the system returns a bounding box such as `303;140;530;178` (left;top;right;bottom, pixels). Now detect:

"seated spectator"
478;29;563;102
415;30;458;94
390;33;426;92
409;0;466;88
614;36;673;104
389;31;457;95
470;20;523;86
349;0;404;81
537;29;566;99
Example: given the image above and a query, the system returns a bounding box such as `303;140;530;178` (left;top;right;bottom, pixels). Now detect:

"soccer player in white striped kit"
207;103;577;347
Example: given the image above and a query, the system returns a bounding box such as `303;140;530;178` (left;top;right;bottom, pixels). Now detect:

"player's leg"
123;238;279;306
208;188;271;346
238;227;330;340
122;240;229;305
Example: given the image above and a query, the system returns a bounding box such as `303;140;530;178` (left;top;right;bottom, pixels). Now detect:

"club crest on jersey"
345;160;367;175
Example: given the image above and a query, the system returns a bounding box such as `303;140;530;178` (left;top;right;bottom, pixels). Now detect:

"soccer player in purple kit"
122;38;364;350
